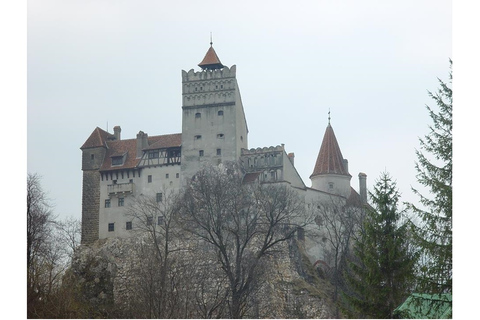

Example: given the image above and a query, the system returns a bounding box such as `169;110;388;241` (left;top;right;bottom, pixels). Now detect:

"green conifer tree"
343;173;417;318
409;61;452;294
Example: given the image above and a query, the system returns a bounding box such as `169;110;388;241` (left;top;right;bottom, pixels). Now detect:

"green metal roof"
394;293;452;319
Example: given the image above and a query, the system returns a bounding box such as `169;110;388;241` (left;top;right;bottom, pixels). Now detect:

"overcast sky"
26;0;452;221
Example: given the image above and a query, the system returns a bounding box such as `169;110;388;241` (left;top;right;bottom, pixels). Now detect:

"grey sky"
27;0;451;221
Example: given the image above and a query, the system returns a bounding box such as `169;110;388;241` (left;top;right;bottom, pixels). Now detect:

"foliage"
408;61;452;295
343;172;417;318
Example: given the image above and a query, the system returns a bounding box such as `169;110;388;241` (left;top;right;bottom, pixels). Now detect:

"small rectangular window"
112;156;123;165
147;216;153;226
195;112;201;118
108;223;114;232
217;133;224;139
91;154;95;160
297;227;305;241
217;148;221;156
166;173;169;179
218;110;224;116
194;135;202;140
105;199;111;208
118;197;124;207
148;175;152;183
176;173;179;178
148;151;159;159
158;215;164;226
126;221;132;230
156;193;163;203
199;150;204;157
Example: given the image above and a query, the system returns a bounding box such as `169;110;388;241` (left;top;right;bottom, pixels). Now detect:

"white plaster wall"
181;65;247;182
98;165;181;239
311;173;352;198
281;151;306;189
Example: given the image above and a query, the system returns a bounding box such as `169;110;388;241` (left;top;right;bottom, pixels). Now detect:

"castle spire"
198;39;225;70
310;123;350;178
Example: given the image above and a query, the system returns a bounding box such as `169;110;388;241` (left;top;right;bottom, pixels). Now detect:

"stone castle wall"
81;146;107;244
81;170;101;244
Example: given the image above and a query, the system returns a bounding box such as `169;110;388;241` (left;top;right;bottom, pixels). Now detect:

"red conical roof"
198;43;224;70
310;124;350;178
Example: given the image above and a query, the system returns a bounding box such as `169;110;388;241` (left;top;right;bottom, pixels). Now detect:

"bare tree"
27;173;55;317
180;163;309;318
124;188;186;318
312;196;365;316
54;216;82;261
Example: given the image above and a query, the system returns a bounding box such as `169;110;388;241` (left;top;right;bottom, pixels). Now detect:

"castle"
80;42;368;264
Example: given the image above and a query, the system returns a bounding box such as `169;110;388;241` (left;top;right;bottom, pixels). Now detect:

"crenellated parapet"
241;145;285;155
241;145;285;175
182;66;238;107
182;65;236;82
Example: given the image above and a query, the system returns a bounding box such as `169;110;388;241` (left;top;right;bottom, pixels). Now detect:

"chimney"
136;131;148;158
113;126;121;140
343;159;349;174
359;172;367;204
287;152;295;166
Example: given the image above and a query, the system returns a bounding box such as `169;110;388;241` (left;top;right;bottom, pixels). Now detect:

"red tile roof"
80;127;115;149
144;133;182;150
198;45;224;70
99;133;182;171
310;124;350;178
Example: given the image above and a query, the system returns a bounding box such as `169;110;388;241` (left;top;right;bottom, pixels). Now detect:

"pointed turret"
310;124;350;178
198;42;225;70
310;120;352;197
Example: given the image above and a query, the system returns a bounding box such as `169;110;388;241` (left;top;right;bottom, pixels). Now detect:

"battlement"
241;145;285;155
182;65;236;82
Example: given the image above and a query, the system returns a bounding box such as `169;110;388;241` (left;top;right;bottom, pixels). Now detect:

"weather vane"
328;109;331;124
210;32;213;46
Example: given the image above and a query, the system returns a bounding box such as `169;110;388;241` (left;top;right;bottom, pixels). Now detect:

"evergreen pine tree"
409;61;452;294
343;173;417;318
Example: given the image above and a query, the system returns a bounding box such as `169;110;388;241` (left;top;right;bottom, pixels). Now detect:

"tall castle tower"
80;127;115;244
310;120;352;198
180;42;248;181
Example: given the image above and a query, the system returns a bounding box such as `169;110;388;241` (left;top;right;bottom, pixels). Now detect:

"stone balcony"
107;182;134;195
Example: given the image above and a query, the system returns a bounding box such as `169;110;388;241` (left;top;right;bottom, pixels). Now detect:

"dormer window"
112;156;123;166
111;152;126;166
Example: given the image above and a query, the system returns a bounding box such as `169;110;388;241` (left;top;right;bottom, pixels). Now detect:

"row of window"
194;133;224;141
195;110;224;118
108;215;165;232
198;148;222;157
193;84;225;92
147;173;179;183
105;193;163;208
105;197;124;208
